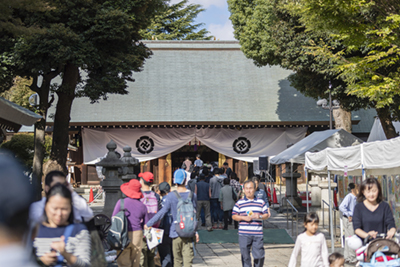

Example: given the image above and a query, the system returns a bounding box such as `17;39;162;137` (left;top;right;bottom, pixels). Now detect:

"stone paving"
101;203;355;267
193;243;301;267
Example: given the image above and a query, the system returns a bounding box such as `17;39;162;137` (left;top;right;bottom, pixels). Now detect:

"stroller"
355;233;400;265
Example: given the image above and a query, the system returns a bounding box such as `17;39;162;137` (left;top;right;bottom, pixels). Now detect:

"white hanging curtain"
195;127;307;162
82;127;307;164
82;127;195;164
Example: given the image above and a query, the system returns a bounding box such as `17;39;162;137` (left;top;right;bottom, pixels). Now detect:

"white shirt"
0;244;39;267
29;191;94;224
288;232;329;267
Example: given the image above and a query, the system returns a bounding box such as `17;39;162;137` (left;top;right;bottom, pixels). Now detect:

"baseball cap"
0;153;35;225
138;172;154;183
159;182;171;194
174;169;187;185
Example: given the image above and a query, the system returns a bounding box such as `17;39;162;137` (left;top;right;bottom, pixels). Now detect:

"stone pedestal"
96;140;127;218
319;179;337;225
282;164;302;208
309;175;321;207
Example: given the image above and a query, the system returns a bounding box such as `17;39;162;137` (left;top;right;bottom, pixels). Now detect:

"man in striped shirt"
232;180;270;267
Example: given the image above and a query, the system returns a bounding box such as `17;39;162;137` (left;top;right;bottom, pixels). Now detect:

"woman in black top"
352;178;396;240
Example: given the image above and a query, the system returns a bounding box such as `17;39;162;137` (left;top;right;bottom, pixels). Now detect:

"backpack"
107;199;130;252
141;190;159;227
173;190;198;238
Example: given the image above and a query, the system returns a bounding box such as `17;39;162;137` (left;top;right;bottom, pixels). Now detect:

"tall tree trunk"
50;64;79;174
332;107;352;133
31;76;52;200
32;118;46;200
376;106;398;139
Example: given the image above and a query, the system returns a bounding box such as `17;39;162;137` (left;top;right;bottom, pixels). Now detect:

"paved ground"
91;192;355;267
192;207;352;267
104;206;355;267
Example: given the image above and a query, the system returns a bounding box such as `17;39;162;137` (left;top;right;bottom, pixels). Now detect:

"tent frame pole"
328;170;335;253
291;161;294;204
306;168;309;213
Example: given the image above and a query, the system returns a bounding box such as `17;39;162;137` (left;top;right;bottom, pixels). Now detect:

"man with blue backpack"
145;169;199;267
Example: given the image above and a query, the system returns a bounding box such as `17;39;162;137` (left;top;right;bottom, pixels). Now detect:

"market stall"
305;137;400;251
270;129;363;211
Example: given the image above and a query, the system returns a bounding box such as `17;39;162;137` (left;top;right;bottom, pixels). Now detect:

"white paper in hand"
147;228;164;250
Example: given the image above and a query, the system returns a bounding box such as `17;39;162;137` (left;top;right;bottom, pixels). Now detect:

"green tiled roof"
48;41;375;133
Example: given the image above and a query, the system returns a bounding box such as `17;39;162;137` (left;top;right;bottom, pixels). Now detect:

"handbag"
231;186;237;201
360;251;400;267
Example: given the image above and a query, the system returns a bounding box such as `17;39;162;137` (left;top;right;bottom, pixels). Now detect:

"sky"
169;0;235;40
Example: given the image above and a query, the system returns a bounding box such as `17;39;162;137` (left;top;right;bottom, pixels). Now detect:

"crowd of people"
0;151;398;267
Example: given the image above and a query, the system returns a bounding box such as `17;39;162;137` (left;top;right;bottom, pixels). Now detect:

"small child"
288;212;329;267
329;252;345;267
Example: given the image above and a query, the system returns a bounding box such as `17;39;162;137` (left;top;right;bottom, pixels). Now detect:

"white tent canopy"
367;117;400;142
305;136;400;175
270;129;364;165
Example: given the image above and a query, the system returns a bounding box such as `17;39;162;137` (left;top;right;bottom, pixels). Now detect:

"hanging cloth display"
82;127;307;164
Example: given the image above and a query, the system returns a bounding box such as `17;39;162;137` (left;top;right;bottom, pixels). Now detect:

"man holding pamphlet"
232;180;270;267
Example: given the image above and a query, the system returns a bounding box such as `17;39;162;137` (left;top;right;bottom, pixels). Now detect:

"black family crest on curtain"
136;136;154;154
233;137;251;154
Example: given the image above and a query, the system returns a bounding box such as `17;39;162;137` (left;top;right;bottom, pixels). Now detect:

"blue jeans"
210;198;223;223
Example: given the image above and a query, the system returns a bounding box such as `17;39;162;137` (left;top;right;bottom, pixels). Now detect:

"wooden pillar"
225;156;233;170
218;153;226;167
81;164;88;185
158;156;166;183
237;160;248;183
150;159;158;184
140;161;149;173
166;153;172;185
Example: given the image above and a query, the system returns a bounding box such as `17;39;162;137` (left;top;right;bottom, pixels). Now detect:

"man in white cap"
145;169;199;267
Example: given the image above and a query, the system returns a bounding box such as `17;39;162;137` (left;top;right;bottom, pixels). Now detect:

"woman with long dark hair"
352;178;396;240
33;184;91;266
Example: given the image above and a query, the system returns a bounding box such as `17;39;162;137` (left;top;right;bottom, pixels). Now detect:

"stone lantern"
96;140;127;218
282;163;302;208
119;146;139;197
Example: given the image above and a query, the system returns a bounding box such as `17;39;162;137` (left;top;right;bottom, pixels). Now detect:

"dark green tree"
227;0;372;133
0;133;51;169
141;0;212;40
1;0;166;183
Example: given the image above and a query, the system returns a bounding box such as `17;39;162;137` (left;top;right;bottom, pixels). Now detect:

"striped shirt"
33;223;91;267
232;196;267;236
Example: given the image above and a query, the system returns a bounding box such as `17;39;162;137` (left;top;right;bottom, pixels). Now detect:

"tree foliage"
228;0;369;111
0;0;48;35
0;76;35;110
0;133;51;168
299;0;400;110
0;0;167;172
141;0;212;40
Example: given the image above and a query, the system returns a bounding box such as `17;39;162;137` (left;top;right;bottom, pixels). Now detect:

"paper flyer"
246;210;263;221
146;228;164;250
